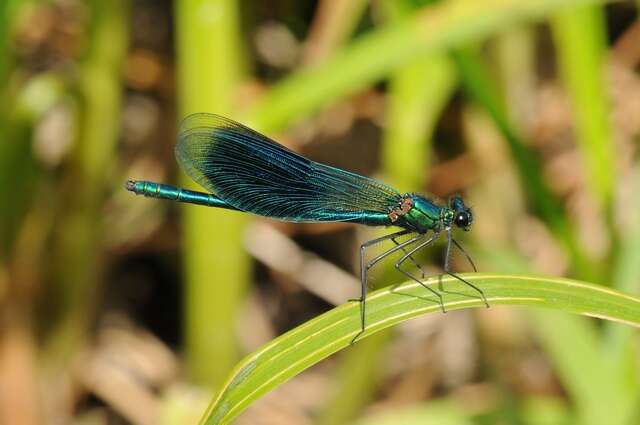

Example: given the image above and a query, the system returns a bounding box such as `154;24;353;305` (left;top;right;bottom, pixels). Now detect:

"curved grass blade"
200;273;640;424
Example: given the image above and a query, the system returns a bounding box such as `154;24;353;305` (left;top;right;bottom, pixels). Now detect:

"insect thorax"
388;194;444;233
441;208;455;228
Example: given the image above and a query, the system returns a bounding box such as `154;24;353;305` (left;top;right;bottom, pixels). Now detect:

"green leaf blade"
200;274;640;424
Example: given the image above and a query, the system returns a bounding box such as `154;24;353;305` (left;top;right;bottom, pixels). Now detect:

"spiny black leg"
443;229;489;308
350;230;421;344
391;237;426;279
444;271;489;307
352;232;423;344
394;233;445;312
452;238;477;272
395;264;444;312
349;230;414;303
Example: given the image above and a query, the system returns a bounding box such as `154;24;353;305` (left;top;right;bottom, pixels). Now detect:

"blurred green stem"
551;5;614;210
382;54;456;190
603;165;640;418
495;25;536;133
0;0;21;88
246;0;610;133
478;249;633;425
176;0;249;386
0;0;26;254
531;311;629;425
452;48;596;281
0;4;12;91
452;48;561;229
302;0;369;65
0;2;62;419
47;0;129;360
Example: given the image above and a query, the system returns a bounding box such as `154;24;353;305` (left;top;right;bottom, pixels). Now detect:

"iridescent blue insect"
127;113;488;342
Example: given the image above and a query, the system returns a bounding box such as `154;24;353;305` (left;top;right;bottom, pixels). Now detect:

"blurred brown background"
1;0;640;424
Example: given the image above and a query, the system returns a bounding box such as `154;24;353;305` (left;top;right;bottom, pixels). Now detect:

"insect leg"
443;229;489;307
391;237;426;279
394;232;444;312
452;238;477;272
350;230;414;303
351;230;422;344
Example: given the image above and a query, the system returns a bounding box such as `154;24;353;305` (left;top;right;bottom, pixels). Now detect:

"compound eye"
454;212;469;228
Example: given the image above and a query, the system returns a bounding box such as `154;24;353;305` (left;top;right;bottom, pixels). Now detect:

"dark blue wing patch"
175;113;401;223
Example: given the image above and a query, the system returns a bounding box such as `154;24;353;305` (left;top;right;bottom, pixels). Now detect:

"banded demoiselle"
126;113;488;342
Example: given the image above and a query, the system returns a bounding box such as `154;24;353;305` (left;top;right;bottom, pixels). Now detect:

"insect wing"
175;113;401;223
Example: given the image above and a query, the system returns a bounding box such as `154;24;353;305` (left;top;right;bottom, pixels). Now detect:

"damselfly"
126;114;488;342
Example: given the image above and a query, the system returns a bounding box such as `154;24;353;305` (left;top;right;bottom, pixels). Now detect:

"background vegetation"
1;0;639;424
